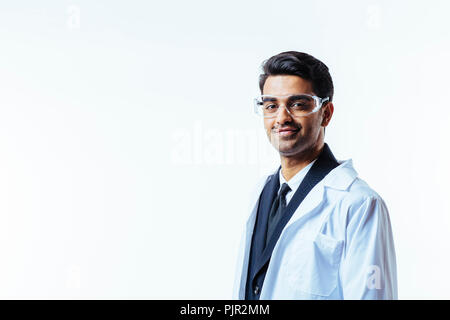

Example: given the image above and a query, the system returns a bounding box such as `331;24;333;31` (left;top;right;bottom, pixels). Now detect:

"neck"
280;142;324;181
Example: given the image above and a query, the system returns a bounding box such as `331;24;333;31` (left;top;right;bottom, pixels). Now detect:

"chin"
278;142;309;156
277;145;301;155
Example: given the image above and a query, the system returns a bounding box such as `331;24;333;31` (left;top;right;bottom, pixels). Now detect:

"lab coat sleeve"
339;195;398;299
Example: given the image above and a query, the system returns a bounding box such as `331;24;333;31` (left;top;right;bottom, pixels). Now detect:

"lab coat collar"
268;157;357;192
323;158;358;190
281;158;357;231
247;147;358;234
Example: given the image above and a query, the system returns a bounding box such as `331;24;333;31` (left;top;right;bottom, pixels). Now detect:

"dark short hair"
259;51;334;101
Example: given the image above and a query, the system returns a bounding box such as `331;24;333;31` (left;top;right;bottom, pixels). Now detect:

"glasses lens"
255;94;317;118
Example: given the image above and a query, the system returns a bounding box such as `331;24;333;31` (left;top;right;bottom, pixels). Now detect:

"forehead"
262;75;314;96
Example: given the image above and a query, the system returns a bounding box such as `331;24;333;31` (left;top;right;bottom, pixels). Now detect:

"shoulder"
340;177;389;226
345;177;383;205
324;159;385;209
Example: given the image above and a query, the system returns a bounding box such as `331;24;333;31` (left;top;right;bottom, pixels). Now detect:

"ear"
321;102;334;127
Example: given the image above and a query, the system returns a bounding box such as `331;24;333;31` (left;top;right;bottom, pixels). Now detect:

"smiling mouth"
277;129;299;137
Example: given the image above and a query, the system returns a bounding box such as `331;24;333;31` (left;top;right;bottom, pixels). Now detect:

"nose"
275;104;293;124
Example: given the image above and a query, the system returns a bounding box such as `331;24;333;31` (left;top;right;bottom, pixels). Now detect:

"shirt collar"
278;159;317;193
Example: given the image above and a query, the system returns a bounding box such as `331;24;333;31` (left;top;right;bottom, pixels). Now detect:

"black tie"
265;182;291;248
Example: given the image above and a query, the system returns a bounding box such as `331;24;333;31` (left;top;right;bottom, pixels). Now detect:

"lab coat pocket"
285;233;344;297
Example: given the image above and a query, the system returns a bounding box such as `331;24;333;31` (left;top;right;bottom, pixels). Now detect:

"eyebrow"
287;94;311;101
262;97;278;102
262;94;311;102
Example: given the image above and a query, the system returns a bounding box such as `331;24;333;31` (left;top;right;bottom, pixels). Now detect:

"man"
233;51;397;299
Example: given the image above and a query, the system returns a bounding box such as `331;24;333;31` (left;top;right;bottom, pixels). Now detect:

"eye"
264;104;278;110
291;102;307;109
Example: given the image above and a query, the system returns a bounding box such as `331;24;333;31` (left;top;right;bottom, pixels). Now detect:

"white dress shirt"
278;159;317;205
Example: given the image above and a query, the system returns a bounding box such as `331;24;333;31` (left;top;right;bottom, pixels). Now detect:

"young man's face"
262;75;329;157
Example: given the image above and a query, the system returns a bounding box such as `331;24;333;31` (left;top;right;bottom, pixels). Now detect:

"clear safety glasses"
254;93;329;118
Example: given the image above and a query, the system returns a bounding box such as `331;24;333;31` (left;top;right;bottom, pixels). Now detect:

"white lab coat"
233;159;397;299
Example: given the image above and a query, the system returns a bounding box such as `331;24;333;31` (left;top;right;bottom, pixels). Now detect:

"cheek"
264;120;274;133
298;117;319;133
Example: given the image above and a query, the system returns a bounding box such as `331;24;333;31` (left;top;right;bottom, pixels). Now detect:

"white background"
0;0;449;299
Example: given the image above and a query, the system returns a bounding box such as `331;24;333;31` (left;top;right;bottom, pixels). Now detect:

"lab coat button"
253;285;260;295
